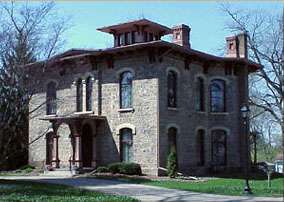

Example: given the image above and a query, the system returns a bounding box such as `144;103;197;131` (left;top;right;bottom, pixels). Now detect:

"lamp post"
240;104;252;195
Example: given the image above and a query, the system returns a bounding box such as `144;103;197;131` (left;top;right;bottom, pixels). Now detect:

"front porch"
40;113;106;172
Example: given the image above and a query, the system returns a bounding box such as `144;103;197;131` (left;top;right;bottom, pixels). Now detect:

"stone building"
27;19;260;175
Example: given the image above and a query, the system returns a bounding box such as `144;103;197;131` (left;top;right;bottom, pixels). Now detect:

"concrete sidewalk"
0;176;283;202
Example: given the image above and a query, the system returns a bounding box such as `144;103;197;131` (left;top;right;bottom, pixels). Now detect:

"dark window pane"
210;79;225;112
76;79;83;112
195;77;205;111
149;33;153;41
46;81;57;115
167;71;177;107
131;31;136;44
125;32;131;45
120;71;133;109
211;130;227;166
143;31;148;42
86;77;93;111
196;130;205;166
120;128;133;162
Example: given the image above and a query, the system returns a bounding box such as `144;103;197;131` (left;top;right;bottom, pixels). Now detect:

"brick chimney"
172;24;191;48
225;32;248;58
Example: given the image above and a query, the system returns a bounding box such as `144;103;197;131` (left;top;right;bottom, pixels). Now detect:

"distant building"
27;19;260;175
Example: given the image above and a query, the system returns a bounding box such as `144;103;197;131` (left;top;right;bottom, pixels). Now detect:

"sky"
56;1;282;56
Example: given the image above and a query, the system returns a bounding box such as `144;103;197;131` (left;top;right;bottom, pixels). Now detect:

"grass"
136;178;284;197
94;174;284;197
0;179;138;202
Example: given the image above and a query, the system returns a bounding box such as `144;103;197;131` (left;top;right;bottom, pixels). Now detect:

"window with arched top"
120;128;133;162
76;79;83;112
167;70;177;108
211;129;227;166
168;127;177;154
120;71;133;109
210;79;226;112
46;81;57;115
195;77;205;111
86;77;93;111
196;129;205;166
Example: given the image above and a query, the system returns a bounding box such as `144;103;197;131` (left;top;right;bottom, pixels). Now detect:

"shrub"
108;163;121;174
19;165;35;170
108;162;142;175
167;150;177;178
95;166;110;173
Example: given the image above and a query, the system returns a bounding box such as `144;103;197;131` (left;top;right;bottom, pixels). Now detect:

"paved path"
0;176;283;202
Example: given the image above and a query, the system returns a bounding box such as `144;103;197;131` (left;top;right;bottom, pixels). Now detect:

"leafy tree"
0;1;69;170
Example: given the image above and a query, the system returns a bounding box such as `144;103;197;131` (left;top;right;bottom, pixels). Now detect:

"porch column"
74;132;82;168
52;133;60;168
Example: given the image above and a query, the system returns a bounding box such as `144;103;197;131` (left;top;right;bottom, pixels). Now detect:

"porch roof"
40;113;106;121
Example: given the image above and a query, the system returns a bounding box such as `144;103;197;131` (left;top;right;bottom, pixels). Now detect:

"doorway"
82;124;93;167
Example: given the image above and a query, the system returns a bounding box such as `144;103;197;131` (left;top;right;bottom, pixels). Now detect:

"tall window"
76;79;83;112
46;81;57;115
168;127;177;153
86;77;93;111
167;70;177;108
120;71;133;109
196;129;205;166
195;77;205;111
120;128;133;162
210;79;226;112
211;130;227;166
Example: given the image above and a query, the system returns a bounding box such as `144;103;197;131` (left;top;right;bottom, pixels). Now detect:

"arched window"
210;79;226;112
211;129;227;166
120;71;133;109
167;70;177;107
46;81;57;115
86;77;93;111
46;132;54;165
196;129;205;166
195;77;205;111
76;79;83;112
168;127;177;153
120;128;133;162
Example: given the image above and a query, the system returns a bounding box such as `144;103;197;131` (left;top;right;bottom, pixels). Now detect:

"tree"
0;1;69;170
167;148;178;178
221;4;283;167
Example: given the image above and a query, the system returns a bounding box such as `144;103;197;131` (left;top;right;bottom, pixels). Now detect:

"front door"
82;124;93;167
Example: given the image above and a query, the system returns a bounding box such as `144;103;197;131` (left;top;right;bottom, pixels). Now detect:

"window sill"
210;112;229;115
74;111;94;115
44;114;57;118
168;107;178;111
118;108;134;113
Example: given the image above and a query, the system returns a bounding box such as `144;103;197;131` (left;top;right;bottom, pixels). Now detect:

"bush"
108;163;121;174
95;166;110;173
167;150;177;178
108;162;142;175
19;165;35;170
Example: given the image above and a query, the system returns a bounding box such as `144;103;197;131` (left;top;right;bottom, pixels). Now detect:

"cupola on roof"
97;18;172;35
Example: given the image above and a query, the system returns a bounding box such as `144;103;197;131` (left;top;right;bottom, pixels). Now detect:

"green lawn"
110;176;284;197
0;179;138;202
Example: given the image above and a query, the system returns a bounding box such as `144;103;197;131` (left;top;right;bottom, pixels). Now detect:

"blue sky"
57;1;282;56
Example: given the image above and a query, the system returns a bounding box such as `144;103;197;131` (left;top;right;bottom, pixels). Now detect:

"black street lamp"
240;104;252;195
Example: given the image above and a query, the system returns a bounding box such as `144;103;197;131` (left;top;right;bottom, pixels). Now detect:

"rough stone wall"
96;53;159;175
158;54;243;175
28;53;159;175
